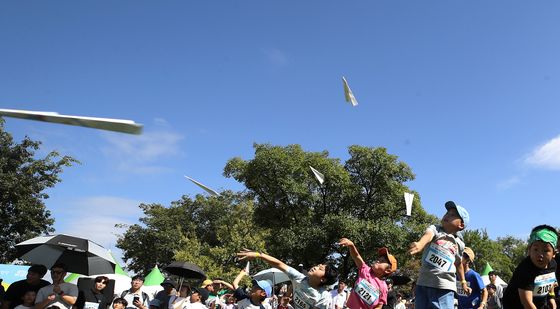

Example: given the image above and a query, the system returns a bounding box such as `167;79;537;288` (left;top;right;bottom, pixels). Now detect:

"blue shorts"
415;285;455;309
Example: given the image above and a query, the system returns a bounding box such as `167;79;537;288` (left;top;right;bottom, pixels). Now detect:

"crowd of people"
1;201;558;309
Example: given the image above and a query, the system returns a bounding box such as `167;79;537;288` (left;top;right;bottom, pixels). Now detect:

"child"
236;249;338;309
457;247;487;309
408;201;470;309
502;224;558;309
14;290;36;309
231;267;272;309
112;298;128;309
338;238;397;309
486;284;501;309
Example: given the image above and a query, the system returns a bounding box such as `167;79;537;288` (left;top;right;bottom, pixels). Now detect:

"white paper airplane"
404;192;414;216
342;77;358;107
0;109;143;135
245;261;250;275
309;166;325;184
184;176;219;196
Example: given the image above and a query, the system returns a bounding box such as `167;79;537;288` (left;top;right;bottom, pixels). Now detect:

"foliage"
0;119;76;263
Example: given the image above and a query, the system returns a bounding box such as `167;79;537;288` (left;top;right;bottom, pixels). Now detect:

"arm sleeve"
285;267;306;283
313;291;331;309
233;288;248;301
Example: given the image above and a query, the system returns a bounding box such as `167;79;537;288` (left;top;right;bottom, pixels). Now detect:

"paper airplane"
0;109;143;135
184;176;219;196
309;166;325;184
342;77;358;107
404;192;414;216
245;261;250;275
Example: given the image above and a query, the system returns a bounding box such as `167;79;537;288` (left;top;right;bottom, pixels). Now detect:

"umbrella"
252;268;290;285
15;234;115;276
163;261;206;280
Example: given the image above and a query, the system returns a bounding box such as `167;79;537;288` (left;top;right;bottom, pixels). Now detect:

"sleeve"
233;288;248;301
35;287;47;304
66;284;79;297
285;267;306;283
357;263;371;279
474;273;485;291
511;262;533;291
313;291;331;309
377;283;388;305
426;225;438;237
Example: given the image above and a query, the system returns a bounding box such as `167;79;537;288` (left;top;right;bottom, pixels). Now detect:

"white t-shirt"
329;290;347;309
120;290;150;309
35;283;79;309
14;305;33;309
183;302;207;309
285;267;331;309
169;296;190;309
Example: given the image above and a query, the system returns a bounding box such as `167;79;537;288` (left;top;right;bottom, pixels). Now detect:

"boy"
486;285;501;309
187;288;209;309
231;267;272;309
408;201;470;309
503;224;557;309
338;238;397;309
457;247;487;309
236;249;338;309
13;290;35;309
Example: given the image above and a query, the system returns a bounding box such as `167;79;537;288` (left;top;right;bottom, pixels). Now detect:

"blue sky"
2;1;560;266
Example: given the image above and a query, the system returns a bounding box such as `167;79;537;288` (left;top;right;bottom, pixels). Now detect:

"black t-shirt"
503;256;557;309
76;288;108;309
3;279;51;309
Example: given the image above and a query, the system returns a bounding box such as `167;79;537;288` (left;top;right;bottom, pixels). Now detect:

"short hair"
487;283;496;290
322;264;338;286
95;276;109;283
488;271;497;276
28;264;48;277
113;298;128;307
131;275;144;282
51;263;67;271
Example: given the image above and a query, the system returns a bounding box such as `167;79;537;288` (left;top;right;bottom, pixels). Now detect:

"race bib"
353;279;380;306
533;273;556;297
84;302;100;309
293;291;312;309
425;243;454;271
456;281;470;297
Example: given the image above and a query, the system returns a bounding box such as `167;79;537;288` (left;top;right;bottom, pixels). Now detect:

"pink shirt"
346;264;387;309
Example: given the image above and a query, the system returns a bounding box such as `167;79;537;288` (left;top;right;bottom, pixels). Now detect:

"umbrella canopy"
15;234;115;276
252;268;290;284
163;261;206;280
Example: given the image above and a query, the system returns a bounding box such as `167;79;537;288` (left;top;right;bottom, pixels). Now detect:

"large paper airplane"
184;176;219;196
244;261;250;275
309;166;325;184
404;192;414;216
0;109;143;135
342;77;358;107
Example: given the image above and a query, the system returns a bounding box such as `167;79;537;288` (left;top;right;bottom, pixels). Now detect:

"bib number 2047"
428;253;448;268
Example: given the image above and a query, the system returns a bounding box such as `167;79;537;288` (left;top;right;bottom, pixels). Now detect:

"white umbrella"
252;268;290;285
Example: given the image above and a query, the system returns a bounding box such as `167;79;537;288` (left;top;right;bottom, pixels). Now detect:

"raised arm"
214;279;234;291
232;268;247;290
408;229;435;255
236;249;288;272
338;238;365;268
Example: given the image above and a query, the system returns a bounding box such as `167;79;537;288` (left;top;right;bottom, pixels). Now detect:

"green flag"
481;262;493;276
144;266;165;286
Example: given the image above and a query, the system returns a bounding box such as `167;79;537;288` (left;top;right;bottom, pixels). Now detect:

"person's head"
201;279;214;292
250;280;272;302
160;280;177;293
337;281;346;292
26;264;47;284
307;264;338;287
112;298;128;309
486;284;496;296
131;275;144;290
461;247;475;269
442;201;469;233
488;271;497;282
385;278;393;290
280;295;291;305
50;263;67;283
226;294;235;304
370;248;398;278
94;276;109;292
528;224;558;269
190;287;209;303
21;290;37;306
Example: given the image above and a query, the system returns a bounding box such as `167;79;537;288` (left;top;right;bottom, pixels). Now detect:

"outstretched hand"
408;242;422;255
236;248;259;261
338;238;354;247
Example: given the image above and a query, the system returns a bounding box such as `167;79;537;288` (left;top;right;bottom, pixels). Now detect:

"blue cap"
445;201;469;226
252;279;272;298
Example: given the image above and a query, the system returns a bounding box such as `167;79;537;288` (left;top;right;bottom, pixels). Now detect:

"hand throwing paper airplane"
342;77;358;107
309;166;325;185
184;176;219;196
0;109;143;135
404;192;414;216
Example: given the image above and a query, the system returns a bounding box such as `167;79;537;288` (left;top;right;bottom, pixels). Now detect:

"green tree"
0;119;76;263
496;235;527;281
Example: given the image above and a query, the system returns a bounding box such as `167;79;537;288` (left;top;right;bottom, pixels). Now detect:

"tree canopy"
0;118;76;263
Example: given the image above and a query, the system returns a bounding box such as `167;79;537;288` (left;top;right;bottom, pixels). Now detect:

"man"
330;281;348;309
35;263;79;309
2;265;49;309
153;280;176;309
487;272;503;302
119;276;150;309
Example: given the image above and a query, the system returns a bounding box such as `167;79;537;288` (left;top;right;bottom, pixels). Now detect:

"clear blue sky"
2;1;560;266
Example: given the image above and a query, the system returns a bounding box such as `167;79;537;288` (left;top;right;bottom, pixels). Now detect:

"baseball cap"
378;247;398;273
192;287;209;303
161;279;177;289
463;247;475;261
445;201;470;226
251;279;272;298
201;279;213;288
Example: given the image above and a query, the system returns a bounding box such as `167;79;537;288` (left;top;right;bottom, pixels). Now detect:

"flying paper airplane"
404;192;414;216
244;262;250;275
184;176;219;196
342;77;358;107
309;166;325;184
0;108;143;135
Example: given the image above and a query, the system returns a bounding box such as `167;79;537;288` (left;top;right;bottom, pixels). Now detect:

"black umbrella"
15;234;115;276
163;261;206;280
